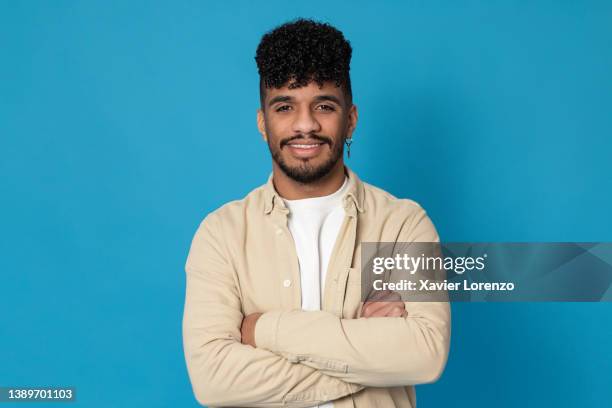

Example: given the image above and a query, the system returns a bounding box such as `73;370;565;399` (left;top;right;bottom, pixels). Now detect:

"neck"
272;161;346;200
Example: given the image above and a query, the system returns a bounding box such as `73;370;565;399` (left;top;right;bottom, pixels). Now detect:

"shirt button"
283;279;291;288
275;228;283;235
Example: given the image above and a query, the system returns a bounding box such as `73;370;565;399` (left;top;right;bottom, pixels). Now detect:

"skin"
241;80;406;347
361;290;408;318
257;80;356;199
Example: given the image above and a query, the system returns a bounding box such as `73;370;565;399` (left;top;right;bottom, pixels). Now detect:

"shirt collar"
263;166;365;215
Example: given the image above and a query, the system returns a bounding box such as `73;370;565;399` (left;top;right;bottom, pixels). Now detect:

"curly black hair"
255;18;353;108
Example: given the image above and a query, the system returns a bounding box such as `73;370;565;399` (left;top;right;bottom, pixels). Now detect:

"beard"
268;133;344;184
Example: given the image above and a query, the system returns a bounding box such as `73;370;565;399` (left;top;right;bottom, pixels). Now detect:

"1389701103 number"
0;387;76;402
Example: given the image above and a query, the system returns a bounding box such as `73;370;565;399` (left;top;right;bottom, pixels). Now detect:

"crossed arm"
241;290;408;347
183;262;364;407
183;217;366;407
183;212;450;407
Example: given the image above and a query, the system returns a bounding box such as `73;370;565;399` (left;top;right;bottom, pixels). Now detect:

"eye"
275;105;292;112
316;104;336;112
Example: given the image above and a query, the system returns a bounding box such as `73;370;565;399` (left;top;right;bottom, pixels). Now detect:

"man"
183;18;450;407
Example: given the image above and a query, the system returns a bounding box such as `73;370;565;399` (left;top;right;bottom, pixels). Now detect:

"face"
257;80;357;184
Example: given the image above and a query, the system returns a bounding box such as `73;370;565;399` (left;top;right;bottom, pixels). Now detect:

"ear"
346;104;358;139
257;108;268;142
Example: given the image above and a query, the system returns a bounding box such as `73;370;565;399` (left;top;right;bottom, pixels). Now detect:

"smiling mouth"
287;143;324;149
284;141;327;159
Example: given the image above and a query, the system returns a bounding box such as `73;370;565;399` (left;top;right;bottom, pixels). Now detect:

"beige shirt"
183;167;451;407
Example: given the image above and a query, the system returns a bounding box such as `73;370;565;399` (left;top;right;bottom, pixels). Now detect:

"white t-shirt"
283;175;349;408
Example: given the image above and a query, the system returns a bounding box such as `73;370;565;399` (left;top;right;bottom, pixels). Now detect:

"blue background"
2;1;611;406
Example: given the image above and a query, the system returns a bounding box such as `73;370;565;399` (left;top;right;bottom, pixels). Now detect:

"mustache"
280;134;333;148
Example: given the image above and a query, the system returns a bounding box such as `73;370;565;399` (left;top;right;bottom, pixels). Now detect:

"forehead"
265;80;344;102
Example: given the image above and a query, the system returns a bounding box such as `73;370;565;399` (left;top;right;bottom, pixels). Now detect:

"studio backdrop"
1;1;611;407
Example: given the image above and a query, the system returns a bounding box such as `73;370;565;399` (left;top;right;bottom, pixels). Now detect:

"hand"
240;312;262;347
361;290;407;318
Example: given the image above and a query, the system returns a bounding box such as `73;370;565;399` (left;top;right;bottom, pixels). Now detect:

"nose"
291;106;321;135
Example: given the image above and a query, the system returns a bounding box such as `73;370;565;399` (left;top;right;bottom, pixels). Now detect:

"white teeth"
290;144;321;148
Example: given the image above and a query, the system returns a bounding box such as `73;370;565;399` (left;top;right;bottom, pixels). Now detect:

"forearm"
184;263;363;407
184;332;363;407
254;302;450;387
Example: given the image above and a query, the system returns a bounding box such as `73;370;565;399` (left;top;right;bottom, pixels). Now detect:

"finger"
375;301;408;318
362;301;393;317
361;301;375;317
362;288;403;316
393;303;408;318
381;303;406;317
366;302;404;317
365;289;393;302
363;293;405;316
385;307;405;317
365;290;402;306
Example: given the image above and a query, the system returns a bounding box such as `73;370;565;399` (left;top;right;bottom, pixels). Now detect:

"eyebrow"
313;94;342;105
267;94;343;107
268;95;293;107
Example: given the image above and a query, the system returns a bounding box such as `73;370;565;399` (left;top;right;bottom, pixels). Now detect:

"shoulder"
196;183;267;233
360;180;439;241
362;181;426;217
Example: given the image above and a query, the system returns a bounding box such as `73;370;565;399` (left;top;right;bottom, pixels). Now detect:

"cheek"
321;113;346;129
265;117;290;140
320;116;346;141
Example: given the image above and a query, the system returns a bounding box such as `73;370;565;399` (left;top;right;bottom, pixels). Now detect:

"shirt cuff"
254;310;283;351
